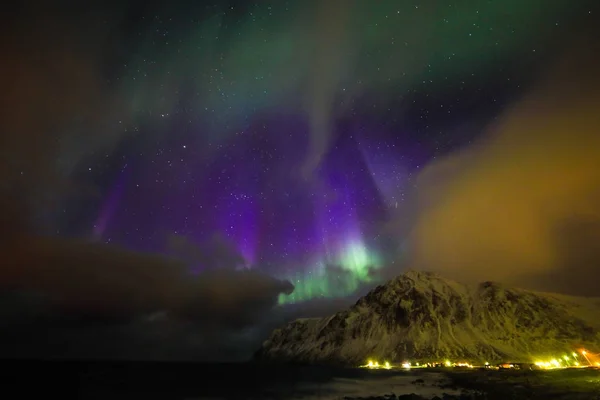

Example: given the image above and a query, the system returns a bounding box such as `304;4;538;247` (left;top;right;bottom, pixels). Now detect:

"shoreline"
0;359;598;399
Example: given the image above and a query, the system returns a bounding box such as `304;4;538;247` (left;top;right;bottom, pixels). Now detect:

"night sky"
1;1;599;360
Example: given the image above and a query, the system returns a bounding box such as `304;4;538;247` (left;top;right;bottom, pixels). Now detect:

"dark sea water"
0;360;454;399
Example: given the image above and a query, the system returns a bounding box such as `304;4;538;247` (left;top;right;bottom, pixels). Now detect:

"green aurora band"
278;240;382;305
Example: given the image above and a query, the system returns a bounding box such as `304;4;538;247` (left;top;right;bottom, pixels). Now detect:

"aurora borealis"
94;117;391;304
37;1;593;303
1;0;599;361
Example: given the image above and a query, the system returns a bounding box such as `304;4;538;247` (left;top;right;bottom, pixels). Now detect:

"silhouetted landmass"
256;271;600;365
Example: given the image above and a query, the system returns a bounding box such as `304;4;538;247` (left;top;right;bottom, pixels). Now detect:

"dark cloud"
177;268;293;329
1;237;186;315
0;236;293;359
400;34;600;295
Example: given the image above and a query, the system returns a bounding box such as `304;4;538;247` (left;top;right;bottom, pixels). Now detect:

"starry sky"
0;0;599;360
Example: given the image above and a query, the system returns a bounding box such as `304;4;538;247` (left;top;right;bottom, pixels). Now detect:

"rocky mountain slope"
255;271;600;365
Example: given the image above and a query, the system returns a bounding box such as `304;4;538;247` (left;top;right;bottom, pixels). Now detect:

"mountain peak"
400;269;439;279
392;269;441;284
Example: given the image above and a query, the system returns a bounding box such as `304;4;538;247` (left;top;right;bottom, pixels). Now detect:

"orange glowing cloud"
405;39;600;295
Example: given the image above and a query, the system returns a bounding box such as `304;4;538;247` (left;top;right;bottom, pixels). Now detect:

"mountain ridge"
255;270;600;365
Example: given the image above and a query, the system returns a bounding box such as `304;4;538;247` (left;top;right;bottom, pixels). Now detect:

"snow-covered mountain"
255;271;600;365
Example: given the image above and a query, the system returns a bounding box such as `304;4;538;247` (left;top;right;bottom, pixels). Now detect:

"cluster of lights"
455;362;474;368
534;350;595;370
422;360;473;368
359;349;598;371
362;360;392;370
361;359;473;370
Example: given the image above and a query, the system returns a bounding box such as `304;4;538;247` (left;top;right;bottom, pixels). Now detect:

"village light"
581;350;592;366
